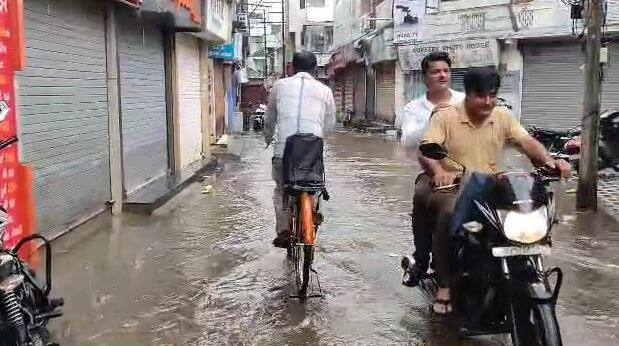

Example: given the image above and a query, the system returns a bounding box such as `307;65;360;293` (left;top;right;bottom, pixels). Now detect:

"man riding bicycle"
263;51;336;248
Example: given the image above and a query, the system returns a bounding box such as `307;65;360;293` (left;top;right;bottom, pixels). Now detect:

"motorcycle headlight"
500;206;549;244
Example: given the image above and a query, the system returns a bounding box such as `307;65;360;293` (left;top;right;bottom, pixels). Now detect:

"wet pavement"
48;131;619;345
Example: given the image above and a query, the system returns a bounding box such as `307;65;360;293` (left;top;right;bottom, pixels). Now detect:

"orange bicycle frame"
299;193;315;245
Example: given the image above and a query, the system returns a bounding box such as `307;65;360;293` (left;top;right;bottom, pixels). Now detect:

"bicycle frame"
288;189;323;299
299;193;315;245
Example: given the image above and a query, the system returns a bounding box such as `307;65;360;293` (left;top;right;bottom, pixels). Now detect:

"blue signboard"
209;44;235;60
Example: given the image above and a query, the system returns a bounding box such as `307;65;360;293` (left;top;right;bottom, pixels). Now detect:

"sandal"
432;299;453;315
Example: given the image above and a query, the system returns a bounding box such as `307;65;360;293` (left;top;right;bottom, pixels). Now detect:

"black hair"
292;51;317;73
421;51;452;76
463;67;501;95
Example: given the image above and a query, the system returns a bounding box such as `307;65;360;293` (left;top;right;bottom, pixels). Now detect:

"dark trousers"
412;174;458;287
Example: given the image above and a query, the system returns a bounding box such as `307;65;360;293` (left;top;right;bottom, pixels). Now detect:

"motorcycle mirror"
419;143;448;160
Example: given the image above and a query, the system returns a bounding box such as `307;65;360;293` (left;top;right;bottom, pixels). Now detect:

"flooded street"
49;131;619;345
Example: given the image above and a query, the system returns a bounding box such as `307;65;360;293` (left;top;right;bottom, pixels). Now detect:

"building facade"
394;0;619;131
15;0;235;238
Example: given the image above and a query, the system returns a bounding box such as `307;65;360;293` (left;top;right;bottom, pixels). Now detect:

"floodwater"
49;131;619;345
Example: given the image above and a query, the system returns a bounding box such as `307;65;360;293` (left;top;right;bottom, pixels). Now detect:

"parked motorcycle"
528;109;619;172
0;208;63;345
403;143;564;346
252;104;266;131
528;125;579;164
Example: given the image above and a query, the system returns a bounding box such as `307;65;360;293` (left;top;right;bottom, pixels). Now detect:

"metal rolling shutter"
450;69;468;94
353;67;366;118
375;63;396;123
117;14;169;194
602;42;619;111
521;44;585;130
344;69;354;114
331;77;343;116
16;0;110;236
176;34;203;168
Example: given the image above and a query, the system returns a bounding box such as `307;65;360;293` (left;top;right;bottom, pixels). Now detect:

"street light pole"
577;0;604;210
262;8;268;78
281;0;286;77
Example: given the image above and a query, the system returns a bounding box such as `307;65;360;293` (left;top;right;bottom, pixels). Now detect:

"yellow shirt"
421;102;528;174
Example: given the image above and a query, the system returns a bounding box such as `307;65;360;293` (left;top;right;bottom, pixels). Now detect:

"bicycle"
286;184;328;299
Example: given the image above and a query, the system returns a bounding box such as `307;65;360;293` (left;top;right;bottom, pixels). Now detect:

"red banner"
0;0;35;254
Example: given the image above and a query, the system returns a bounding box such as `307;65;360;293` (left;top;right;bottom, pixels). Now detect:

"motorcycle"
0;207;63;345
252;104;266;131
403;143;564;346
528;125;579;164
529;109;619;172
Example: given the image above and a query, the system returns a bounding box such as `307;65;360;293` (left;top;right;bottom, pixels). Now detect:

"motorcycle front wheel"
510;301;562;346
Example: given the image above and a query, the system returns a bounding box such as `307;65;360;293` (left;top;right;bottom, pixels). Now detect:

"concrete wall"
333;0;364;49
288;0;334;52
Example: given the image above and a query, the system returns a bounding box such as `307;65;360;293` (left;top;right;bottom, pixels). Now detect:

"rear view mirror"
419;143;447;160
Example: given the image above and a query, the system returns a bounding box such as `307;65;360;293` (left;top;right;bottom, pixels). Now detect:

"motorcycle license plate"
492;245;551;257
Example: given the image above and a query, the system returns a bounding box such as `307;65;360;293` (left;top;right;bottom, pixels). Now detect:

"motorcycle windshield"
485;172;548;212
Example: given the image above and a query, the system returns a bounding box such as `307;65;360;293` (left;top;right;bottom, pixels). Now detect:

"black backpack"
281;78;325;187
282;133;324;187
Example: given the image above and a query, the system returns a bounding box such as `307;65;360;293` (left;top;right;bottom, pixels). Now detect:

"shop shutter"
521;43;585;130
602;42;619;112
117;13;170;194
375;63;396;123
176;34;203;168
344;69;354;113
16;0;110;236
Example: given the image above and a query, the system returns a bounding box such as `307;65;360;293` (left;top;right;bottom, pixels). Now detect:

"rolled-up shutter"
602;42;619;112
521;43;585;130
16;0;110;236
344;69;354;113
117;14;169;194
176;34;203;168
375;63;396;123
449;69;468;94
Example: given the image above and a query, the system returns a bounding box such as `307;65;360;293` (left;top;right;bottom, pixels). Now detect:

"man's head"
421;51;452;93
463;67;501;119
292;51;317;74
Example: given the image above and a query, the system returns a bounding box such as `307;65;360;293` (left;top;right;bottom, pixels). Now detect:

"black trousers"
411;174;458;287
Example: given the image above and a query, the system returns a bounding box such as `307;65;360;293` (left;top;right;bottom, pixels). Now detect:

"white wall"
333;0;363;48
306;0;335;22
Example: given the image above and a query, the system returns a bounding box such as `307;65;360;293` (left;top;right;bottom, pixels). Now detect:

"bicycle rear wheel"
300;244;314;296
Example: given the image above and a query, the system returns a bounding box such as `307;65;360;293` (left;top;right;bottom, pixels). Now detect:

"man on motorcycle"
263;51;336;248
414;67;570;314
398;52;465;288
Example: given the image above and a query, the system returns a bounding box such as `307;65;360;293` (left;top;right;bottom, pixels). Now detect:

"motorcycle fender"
527;282;553;302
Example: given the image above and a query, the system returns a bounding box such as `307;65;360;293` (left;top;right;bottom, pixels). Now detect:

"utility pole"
577;0;604;210
281;0;286;77
262;9;268;78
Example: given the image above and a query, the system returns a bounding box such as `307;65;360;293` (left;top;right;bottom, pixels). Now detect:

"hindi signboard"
393;0;425;44
0;0;36;252
398;38;500;71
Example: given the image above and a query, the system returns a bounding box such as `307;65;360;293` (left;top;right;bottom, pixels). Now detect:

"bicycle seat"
285;183;330;200
288;183;325;192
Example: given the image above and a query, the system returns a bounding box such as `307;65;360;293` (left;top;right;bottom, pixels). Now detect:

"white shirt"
264;72;337;158
396;89;465;148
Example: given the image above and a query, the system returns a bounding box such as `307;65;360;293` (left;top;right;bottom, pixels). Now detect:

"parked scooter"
252;104;266;131
402;143;564;346
0;139;63;346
